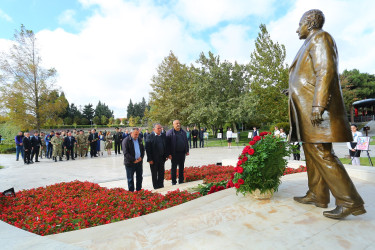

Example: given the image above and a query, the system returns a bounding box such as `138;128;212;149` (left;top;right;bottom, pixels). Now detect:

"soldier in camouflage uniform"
39;132;47;159
73;130;79;158
51;132;63;162
77;130;88;158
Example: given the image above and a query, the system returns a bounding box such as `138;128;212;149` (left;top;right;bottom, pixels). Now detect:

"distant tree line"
147;24;289;133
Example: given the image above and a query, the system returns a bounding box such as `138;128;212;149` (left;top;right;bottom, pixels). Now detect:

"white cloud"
2;0;375;119
210;24;254;63
268;0;375;73
174;0;277;30
0;9;12;22
37;0;209;118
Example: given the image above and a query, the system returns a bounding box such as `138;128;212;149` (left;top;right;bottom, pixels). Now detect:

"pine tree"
127;99;134;119
247;24;289;123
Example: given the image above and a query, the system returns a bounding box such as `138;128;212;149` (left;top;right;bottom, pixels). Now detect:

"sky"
1;0;374;118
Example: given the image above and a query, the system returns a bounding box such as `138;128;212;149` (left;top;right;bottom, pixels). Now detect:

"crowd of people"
14;127;153;164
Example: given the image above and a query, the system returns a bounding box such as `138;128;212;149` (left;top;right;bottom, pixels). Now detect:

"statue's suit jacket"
288;30;352;143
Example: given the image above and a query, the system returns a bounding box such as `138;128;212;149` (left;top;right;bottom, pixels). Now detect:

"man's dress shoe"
323;205;366;219
293;195;328;208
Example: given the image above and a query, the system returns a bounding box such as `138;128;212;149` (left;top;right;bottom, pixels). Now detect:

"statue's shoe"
293;195;328;208
323;205;366;219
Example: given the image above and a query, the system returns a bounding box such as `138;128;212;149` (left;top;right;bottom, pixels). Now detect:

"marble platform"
0;167;374;249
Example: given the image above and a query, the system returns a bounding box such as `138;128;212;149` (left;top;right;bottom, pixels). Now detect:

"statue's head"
302;9;325;30
297;9;325;39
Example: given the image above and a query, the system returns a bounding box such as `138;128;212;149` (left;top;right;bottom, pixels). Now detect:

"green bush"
0;143;16;154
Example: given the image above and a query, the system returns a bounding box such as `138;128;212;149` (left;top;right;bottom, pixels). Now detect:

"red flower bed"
283;165;307;175
164;164;235;183
0;181;201;236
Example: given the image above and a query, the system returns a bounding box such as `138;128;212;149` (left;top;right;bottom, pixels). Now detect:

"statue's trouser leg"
303;143;364;208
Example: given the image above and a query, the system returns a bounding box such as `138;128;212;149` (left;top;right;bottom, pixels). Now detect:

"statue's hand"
311;107;325;127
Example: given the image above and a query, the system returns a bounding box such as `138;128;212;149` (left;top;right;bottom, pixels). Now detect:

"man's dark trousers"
115;141;121;154
150;160;165;189
193;138;198;148
31;146;40;162
66;146;75;160
125;162;143;192
90;142;97;157
171;152;185;184
47;144;53;158
24;150;31;164
199;139;204;148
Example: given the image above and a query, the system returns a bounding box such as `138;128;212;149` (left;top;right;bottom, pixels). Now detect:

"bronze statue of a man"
289;9;365;219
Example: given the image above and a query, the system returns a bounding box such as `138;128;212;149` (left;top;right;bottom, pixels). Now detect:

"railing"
353;115;375;123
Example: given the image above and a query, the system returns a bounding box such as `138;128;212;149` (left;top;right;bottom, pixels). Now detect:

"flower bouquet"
232;132;293;199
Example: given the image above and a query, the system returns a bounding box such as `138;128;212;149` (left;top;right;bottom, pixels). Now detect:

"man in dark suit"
113;127;123;155
166;120;189;185
146;124;168;189
22;132;32;165
199;128;205;148
123;128;145;192
192;126;198;148
63;131;76;160
290;9;365;219
88;129;98;157
31;131;42;162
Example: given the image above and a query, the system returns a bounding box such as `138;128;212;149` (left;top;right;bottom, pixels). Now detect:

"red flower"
227;180;234;188
242;157;248;163
260;132;269;136
248;148;255;155
235;183;240;189
237;160;242;166
238;178;245;185
230;172;235;180
253;136;261;142
236;167;244;174
249;141;256;146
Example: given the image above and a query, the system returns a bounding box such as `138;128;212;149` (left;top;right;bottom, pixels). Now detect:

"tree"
101;115;108;125
340;69;375;120
186;52;247;133
95;101;113;119
64;117;73;125
115;118;121;125
108;117;114;126
247;24;289;124
127;99;134;119
148;51;193;124
82;103;94;121
0;25;65;131
128;116;136;127
92;116;100;125
81;117;90;125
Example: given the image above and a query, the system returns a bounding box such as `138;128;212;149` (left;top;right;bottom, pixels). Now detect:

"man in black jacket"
192;126;198;148
166;120;189;185
146;124;168;189
88;129;98;157
31;131;42;162
22;132;32;165
63;131;76;160
113;127;123;155
123;128;145;192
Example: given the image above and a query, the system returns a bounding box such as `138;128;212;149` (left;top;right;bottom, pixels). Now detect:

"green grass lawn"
202;131;258;148
370;136;375;145
339;157;375;166
0;166;3;169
